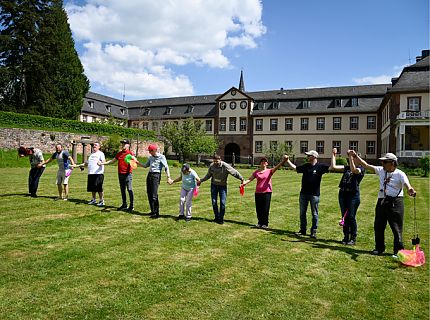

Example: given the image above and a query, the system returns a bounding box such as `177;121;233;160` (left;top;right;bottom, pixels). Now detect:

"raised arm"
350;150;376;173
284;155;297;170
348;151;361;174
271;155;288;174
330;148;344;172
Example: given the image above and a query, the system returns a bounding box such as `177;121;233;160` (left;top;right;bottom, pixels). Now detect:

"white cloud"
66;0;266;98
352;65;406;85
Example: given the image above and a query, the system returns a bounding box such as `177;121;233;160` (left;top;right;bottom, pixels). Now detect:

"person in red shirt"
99;139;135;211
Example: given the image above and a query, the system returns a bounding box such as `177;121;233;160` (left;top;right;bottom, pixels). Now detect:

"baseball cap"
182;163;190;172
120;139;130;144
148;144;158;151
379;153;397;161
305;150;319;158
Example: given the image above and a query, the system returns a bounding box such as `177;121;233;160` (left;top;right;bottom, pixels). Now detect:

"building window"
316;141;324;154
367;141;376;154
317;117;325;130
349;141;358;151
142;122;149;130
105;105;111;112
255;141;263;153
367;116;376;129
333;117;341;130
120;108;125;115
300;118;309;130
220;118;226;131
229;117;236;131
270;118;278;131
334;99;341;108
285;141;293;152
300;141;308;153
143;108;150;116
256;119;263;131
270;141;278;151
302;100;310;109
152;122;159;131
239;118;247;131
407;97;421;111
82;115;88;122
88;101;94;108
285;118;293;131
205;120;212;132
350;116;359;130
187;105;194;113
332;141;341;154
166;107;172;115
351;97;359;107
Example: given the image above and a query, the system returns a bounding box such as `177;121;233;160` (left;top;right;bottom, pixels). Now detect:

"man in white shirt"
352;151;416;256
80;142;106;206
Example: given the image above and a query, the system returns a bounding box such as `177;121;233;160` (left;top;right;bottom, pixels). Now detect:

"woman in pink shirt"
241;155;288;229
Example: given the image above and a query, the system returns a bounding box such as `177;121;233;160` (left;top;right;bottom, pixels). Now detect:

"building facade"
81;51;429;164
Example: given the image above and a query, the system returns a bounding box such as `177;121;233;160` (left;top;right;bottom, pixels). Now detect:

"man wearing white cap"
351;151;416;256
285;150;330;238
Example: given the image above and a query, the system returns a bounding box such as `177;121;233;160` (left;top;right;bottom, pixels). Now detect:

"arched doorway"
224;143;240;164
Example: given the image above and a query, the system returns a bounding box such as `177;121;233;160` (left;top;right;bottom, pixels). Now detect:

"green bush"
419;156;430;177
336;157;348;166
0;111;155;140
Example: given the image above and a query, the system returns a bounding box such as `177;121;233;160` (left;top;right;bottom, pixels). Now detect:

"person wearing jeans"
100;139;135;212
18;146;46;198
199;154;243;224
285;150;330;239
330;148;365;245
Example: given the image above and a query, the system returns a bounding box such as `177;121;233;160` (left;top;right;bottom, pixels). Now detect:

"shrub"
419;156;430;177
336;157;348;166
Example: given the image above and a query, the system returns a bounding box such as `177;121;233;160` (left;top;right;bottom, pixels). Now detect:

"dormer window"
166;107;172;115
351;97;359;107
302;100;310;109
120;108;126;115
88;101;94;108
105;105;111;112
269;101;279;110
187;105;194;113
334;99;341;108
142;108;150;116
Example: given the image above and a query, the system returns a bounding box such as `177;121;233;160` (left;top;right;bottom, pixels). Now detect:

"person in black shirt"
330;148;365;245
285;150;330;238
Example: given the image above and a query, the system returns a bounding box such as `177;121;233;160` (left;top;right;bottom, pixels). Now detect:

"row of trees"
0;0;89;119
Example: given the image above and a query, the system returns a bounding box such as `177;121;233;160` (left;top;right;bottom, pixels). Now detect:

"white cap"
305;150;319;158
379;153;397;161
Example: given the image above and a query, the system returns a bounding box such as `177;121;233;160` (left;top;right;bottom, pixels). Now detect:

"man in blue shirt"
137;144;172;218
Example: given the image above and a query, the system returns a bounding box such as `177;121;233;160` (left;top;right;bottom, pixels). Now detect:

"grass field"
0;165;428;319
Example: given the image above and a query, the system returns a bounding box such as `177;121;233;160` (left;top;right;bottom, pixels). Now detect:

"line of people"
18;142;416;257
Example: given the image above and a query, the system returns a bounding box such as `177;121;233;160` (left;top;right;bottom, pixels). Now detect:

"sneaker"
127;206;134;212
185;217;191;222
63;198;68;201
341;237;349;245
255;223;261;228
30;193;37;198
295;230;306;236
88;199;97;205
54;197;62;201
392;254;399;259
346;240;356;245
117;205;127;211
175;215;185;221
261;225;268;229
216;220;224;225
310;231;317;239
150;214;160;219
96;201;105;207
371;249;384;255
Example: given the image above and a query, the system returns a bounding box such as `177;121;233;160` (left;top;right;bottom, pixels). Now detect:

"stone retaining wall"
0;127;163;158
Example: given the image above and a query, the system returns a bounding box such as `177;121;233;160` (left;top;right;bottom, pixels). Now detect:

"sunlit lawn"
0;165;428;319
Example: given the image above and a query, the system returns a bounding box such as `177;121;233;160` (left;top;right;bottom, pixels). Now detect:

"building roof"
82;91;128;119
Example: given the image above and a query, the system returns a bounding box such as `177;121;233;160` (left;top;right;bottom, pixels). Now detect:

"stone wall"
0;128;163;158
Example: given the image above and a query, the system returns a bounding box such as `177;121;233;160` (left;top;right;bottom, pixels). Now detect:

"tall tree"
0;0;89;119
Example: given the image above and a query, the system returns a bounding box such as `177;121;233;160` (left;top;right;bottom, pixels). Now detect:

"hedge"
0;111;155;140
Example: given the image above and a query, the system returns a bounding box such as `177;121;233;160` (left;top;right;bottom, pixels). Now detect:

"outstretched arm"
99;158;117;166
241;174;255;187
271;155;288;173
350;150;376;173
284;155;297;170
330;148;344;172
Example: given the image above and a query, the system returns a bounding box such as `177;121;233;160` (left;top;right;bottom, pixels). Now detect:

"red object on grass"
240;185;245;196
398;245;426;267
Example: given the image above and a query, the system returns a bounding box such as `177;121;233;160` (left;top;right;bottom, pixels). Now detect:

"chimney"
415;50;429;62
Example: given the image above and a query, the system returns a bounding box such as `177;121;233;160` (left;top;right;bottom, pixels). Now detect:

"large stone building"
81;50;429;164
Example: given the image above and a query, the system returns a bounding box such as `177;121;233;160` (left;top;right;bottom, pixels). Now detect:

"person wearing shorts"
42;143;76;200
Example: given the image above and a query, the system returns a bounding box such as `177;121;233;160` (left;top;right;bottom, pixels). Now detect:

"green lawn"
0;166;428;320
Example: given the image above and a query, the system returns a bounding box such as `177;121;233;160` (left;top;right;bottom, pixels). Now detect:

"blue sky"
65;0;429;100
